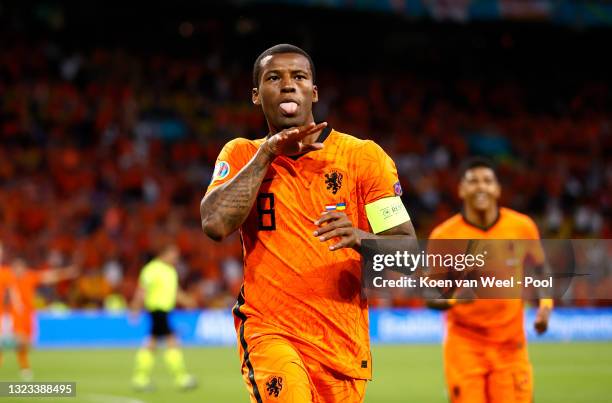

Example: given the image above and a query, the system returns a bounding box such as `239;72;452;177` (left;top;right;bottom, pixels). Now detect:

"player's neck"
463;206;499;229
267;116;320;144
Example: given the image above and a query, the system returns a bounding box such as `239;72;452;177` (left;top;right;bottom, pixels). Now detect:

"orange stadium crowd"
1;41;611;309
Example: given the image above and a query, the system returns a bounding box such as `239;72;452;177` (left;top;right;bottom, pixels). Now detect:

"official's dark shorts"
149;310;173;338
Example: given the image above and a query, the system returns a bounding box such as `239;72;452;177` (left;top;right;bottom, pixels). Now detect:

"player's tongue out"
279;102;298;115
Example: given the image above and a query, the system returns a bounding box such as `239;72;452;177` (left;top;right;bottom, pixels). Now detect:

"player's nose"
280;77;296;92
475;181;489;193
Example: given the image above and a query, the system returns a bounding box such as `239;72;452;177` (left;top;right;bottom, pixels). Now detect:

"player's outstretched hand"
534;306;551;335
314;211;362;251
262;122;327;158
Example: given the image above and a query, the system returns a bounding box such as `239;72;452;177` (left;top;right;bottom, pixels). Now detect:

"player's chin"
471;198;493;210
275;115;305;130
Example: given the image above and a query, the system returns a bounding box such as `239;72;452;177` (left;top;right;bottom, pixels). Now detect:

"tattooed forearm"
200;146;274;241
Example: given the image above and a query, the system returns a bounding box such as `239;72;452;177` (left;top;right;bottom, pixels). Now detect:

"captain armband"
365;196;411;234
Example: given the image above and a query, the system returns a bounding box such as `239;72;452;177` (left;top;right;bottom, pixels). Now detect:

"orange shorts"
11;311;35;340
444;332;532;403
237;335;367;403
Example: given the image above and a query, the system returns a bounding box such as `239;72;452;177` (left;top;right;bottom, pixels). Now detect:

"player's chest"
465;226;530;269
257;156;359;215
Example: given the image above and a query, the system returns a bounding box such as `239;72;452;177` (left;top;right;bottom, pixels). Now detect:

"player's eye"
267;75;279;81
295;74;307;80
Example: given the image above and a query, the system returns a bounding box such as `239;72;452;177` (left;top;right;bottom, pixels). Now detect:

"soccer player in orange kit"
200;44;416;403
9;257;78;379
0;242;22;369
428;157;552;403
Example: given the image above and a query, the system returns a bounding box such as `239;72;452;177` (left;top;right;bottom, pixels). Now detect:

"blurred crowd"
0;39;610;309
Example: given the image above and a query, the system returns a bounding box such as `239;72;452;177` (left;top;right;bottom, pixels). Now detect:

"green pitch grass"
0;343;610;402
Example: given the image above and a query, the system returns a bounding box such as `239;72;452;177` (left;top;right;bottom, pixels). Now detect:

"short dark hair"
459;156;498;180
252;44;315;88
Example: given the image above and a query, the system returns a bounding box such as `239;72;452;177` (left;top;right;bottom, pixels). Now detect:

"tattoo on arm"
201;147;273;240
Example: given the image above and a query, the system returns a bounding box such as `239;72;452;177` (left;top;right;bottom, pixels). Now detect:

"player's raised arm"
200;122;326;241
39;265;79;285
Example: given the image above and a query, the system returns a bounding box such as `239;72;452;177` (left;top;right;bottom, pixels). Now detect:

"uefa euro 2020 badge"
212;161;230;182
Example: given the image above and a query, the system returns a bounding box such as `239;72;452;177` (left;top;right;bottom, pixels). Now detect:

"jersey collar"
460;208;501;232
288;126;332;160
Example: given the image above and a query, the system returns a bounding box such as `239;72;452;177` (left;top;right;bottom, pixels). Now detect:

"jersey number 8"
257;193;276;231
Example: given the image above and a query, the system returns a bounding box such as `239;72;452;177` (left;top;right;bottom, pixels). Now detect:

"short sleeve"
358;141;402;205
523;217;545;265
429;226;444;240
206;138;254;195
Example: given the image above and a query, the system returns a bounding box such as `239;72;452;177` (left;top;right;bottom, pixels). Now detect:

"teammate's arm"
533;263;553;334
176;289;197;309
535;298;553;334
130;286;145;313
7;284;23;313
524;221;553;335
39;265;79;285
200;122;327;241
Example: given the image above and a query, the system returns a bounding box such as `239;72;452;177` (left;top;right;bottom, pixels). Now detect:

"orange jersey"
0;266;16;313
12;271;42;314
206;127;402;379
429;207;544;344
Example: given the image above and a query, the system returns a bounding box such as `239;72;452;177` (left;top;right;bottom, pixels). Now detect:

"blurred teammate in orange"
428;157;552;403
9;256;78;380
0;242;22;369
200;44;416;403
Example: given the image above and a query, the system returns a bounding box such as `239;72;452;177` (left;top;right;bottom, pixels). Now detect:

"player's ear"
252;87;261;105
312;84;318;103
492;181;501;199
458;182;466;200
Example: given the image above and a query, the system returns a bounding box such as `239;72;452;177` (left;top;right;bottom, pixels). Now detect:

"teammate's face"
164;245;180;266
252;53;318;131
459;167;500;212
12;258;26;276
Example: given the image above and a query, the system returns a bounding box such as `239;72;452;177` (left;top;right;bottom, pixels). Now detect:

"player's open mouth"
474;193;489;203
279;101;299;116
